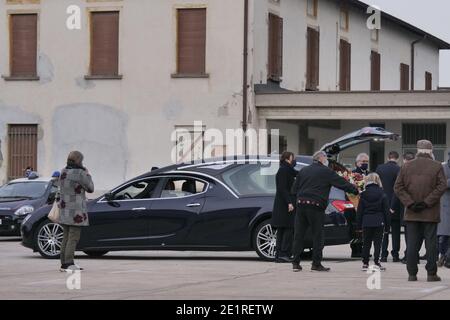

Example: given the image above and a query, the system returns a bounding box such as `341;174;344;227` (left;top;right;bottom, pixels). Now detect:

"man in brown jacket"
394;140;447;282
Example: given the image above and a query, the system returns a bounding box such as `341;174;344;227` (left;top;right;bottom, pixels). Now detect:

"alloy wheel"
256;223;277;259
37;223;63;257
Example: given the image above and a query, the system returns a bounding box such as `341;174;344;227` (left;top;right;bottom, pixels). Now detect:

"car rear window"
221;162;279;196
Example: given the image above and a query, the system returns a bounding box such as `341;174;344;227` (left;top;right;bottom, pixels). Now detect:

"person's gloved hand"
350;187;359;196
416;202;428;211
408;202;427;213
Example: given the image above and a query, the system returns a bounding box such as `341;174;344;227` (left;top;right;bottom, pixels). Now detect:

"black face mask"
291;160;297;168
360;163;369;171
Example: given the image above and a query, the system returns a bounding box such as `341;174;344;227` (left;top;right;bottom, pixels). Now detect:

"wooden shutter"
268;14;276;80
277;17;283;80
10;14;37;77
90;11;119;76
370;51;381;91
8;125;38;181
268;14;283;82
339;39;351;91
425;72;432;91
177;8;207;75
306;27;320;91
400;63;410;90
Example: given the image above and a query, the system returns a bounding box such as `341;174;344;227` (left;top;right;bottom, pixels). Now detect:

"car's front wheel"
35;220;63;259
253;220;277;261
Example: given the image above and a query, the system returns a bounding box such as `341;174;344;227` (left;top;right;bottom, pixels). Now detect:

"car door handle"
132;207;147;211
186;203;201;207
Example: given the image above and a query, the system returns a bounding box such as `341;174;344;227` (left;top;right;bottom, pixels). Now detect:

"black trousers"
275;227;294;258
406;221;438;276
382;219;402;258
438;236;450;258
293;205;325;266
362;227;383;264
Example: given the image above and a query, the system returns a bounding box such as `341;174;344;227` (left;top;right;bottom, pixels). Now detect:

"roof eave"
348;0;450;50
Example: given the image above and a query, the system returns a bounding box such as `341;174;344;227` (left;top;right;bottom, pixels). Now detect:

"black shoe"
362;264;369;271
279;256;294;263
380;257;388;263
374;263;386;271
400;257;407;264
292;263;302;272
427;274;442;282
311;264;330;272
408;275;418;282
392;256;400;263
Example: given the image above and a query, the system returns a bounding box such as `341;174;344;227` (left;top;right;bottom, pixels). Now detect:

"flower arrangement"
337;170;365;208
337;171;365;192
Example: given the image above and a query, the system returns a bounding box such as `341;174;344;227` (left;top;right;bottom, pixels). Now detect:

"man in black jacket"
272;151;297;263
291;151;359;272
376;151;401;262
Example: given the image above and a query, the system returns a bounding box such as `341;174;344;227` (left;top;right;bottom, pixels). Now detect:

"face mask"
360;163;369;171
291;160;297;168
322;159;329;167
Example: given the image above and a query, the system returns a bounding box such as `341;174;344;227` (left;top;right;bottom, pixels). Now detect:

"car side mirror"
104;193;114;202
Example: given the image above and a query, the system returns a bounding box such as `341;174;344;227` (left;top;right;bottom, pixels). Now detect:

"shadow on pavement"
0;237;22;242
76;255;262;262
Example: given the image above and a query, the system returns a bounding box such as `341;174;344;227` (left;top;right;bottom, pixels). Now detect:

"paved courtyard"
1;236;450;300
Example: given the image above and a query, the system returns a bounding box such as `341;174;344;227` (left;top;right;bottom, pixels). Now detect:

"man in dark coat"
272;151;297;263
353;153;370;176
291;151;359;272
394;140;447;282
376;151;401;262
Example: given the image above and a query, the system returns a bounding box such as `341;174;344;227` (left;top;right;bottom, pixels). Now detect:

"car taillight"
332;200;354;213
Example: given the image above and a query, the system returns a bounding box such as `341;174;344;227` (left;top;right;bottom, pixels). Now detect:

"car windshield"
0;182;48;199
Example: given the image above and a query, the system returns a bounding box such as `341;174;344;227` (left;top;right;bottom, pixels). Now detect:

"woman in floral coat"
58;151;94;272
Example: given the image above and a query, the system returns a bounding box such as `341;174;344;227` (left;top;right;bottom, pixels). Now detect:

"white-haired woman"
356;173;389;271
353;153;370;176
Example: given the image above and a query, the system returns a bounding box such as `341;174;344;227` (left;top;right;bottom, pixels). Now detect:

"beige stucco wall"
0;0;246;191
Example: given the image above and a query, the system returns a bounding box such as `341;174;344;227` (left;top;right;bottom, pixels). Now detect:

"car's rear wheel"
35;220;63;259
253;220;277;261
83;250;109;257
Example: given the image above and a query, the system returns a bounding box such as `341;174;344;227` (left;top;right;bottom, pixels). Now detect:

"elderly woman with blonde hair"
356;173;389;271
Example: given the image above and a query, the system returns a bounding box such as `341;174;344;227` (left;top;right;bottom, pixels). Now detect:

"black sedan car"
0;175;58;236
21;127;398;260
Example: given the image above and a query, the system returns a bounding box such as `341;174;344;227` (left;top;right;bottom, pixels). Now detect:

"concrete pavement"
1;237;450;300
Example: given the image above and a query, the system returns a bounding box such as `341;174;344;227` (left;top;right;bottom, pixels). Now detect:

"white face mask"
322;159;329;167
